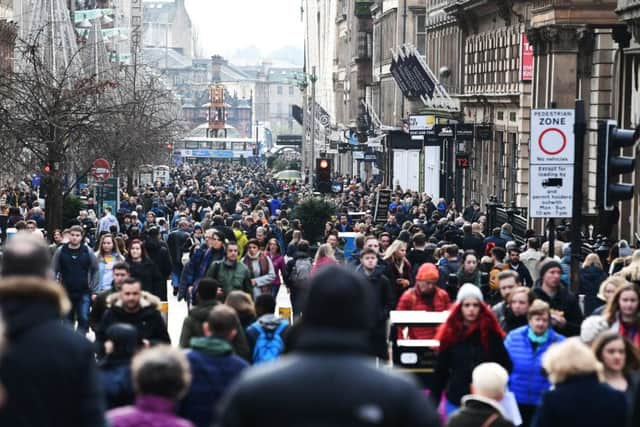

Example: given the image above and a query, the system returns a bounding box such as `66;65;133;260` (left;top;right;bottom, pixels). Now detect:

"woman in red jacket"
431;283;512;417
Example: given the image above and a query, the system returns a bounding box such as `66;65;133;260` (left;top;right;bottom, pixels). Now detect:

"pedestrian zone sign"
529;109;575;219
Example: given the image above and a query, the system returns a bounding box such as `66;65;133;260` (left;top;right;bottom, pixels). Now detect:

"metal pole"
571;99;586;293
310;66;317;187
548;219;555;259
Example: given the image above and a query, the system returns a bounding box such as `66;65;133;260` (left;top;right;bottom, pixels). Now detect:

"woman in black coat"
98;323;138;409
532;337;627;427
579;254;608;316
126;239;165;300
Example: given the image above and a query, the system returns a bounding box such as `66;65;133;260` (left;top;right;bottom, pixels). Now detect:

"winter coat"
178;299;250;360
407;248;436;278
532;374;626;427
144;238;173;280
215;328;441;427
520;248;544;283
395;287;451;339
99;358;134;409
461;233;484;258
52;243;100;296
241;253;275;291
532;285;583;336
179;337;248;427
206;260;253;298
127;257;165;300
167;229;191;266
509;262;534;288
446;396;514;427
0;277;106;427
504;325;565;406
179;245;225;299
456;268;482;288
356;264;395;359
579;265;608;316
107;395;193;427
432;329;513;406
385;258;413;306
90;284;117;331
268;253;286;286
96;291;170;352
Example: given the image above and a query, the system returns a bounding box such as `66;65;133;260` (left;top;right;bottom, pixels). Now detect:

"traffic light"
42;162;51;174
596;120;638;210
316;158;332;193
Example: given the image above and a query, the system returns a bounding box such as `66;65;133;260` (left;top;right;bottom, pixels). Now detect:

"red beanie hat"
416;263;439;281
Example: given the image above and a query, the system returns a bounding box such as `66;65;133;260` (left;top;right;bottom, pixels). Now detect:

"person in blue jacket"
504;299;565;427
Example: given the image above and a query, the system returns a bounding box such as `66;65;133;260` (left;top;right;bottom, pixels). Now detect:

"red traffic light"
43;163;51;174
319;159;329;169
166;143;173;150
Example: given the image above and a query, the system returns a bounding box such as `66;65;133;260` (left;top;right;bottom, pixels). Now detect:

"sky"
185;0;304;61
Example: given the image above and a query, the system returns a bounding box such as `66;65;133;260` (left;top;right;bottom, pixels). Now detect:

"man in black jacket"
0;233;106;427
96;277;170;354
167;220;191;294
461;224;484;257
532;260;583;336
216;266;440;427
507;247;533;288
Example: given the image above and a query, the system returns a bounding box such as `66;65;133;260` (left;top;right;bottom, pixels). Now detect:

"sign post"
91;158;111;216
529;109;575;219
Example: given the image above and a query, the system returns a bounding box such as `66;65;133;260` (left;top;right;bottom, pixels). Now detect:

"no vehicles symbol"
538;128;566;156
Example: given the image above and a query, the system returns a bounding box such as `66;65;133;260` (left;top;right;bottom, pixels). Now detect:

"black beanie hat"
539;259;563;281
303;265;374;331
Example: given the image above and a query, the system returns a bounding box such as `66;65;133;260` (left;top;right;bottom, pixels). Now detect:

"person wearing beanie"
432;282;512;415
217;266;441;427
532;258;583;337
396;263;451;340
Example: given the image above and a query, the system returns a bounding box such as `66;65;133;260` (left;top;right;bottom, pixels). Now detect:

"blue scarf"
528;327;549;344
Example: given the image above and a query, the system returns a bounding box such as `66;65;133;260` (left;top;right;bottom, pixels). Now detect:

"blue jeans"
171;265;183;289
68;293;90;334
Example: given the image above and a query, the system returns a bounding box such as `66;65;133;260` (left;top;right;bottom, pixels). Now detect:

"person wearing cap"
396;263;451;340
532;259;583;336
432;283;512;415
446;363;515;427
216;266;441;427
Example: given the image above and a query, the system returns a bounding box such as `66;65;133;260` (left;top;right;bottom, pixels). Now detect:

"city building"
143;0;193;59
0;0;16;73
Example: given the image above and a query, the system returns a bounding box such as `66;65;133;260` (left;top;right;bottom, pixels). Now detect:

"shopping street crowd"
0;162;639;426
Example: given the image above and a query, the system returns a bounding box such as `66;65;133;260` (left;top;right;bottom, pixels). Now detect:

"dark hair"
207;305;239;337
246;238;260;248
461;251;478;263
491;246;506;260
196;278;220;301
360;248;379;258
355;234;365;250
445;244;459;257
127;239;148;260
297;240;310;252
121;277;141;288
462;224;472;233
1;233;51;278
255;294;276;317
592;332;640;375
113;262;130;273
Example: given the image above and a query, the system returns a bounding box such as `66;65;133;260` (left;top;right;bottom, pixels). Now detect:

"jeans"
68;293;90;334
171;265;183;289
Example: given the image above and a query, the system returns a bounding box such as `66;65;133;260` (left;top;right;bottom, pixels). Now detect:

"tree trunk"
44;173;63;241
127;170;134;195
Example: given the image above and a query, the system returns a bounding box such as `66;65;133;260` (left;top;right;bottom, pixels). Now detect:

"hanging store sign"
521;33;533;81
390;45;435;100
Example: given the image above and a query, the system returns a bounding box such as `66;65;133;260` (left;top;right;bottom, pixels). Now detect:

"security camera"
439;66;451;80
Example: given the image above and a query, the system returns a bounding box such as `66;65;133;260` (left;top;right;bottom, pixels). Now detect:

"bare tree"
0;30;118;235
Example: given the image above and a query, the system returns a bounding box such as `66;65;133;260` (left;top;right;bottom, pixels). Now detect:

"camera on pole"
596;120;638;210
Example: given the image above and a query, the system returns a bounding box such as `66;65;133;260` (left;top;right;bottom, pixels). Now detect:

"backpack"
250;321;288;364
290;257;312;287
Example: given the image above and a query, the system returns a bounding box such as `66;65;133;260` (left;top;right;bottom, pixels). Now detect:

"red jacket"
396;287;451;339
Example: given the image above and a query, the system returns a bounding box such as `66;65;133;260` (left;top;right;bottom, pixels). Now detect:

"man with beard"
396;263;451;340
507;247;533;288
355;248;394;360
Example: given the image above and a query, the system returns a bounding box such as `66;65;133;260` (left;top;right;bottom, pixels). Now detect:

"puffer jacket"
504;325;565;406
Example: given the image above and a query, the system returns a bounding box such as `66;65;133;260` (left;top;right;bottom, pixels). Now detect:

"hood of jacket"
255;314;287;332
0;276;71;338
106;290;161;309
189;336;233;356
189;299;220;322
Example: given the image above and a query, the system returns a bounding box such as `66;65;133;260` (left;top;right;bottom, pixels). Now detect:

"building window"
277;86;283;95
509;112;517;122
497;111;504;121
415;14;426;55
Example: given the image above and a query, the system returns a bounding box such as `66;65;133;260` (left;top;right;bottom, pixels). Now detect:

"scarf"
619;320;640;347
528;327;549;344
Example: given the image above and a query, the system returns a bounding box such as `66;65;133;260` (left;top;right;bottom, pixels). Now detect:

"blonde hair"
596;276;629;302
225;290;256;317
618;250;640;282
527;299;550;320
582;253;603;270
542;337;603;384
314;243;335;263
383;240;406;261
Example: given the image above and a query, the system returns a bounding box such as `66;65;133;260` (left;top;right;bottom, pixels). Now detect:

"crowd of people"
0;162;640;426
